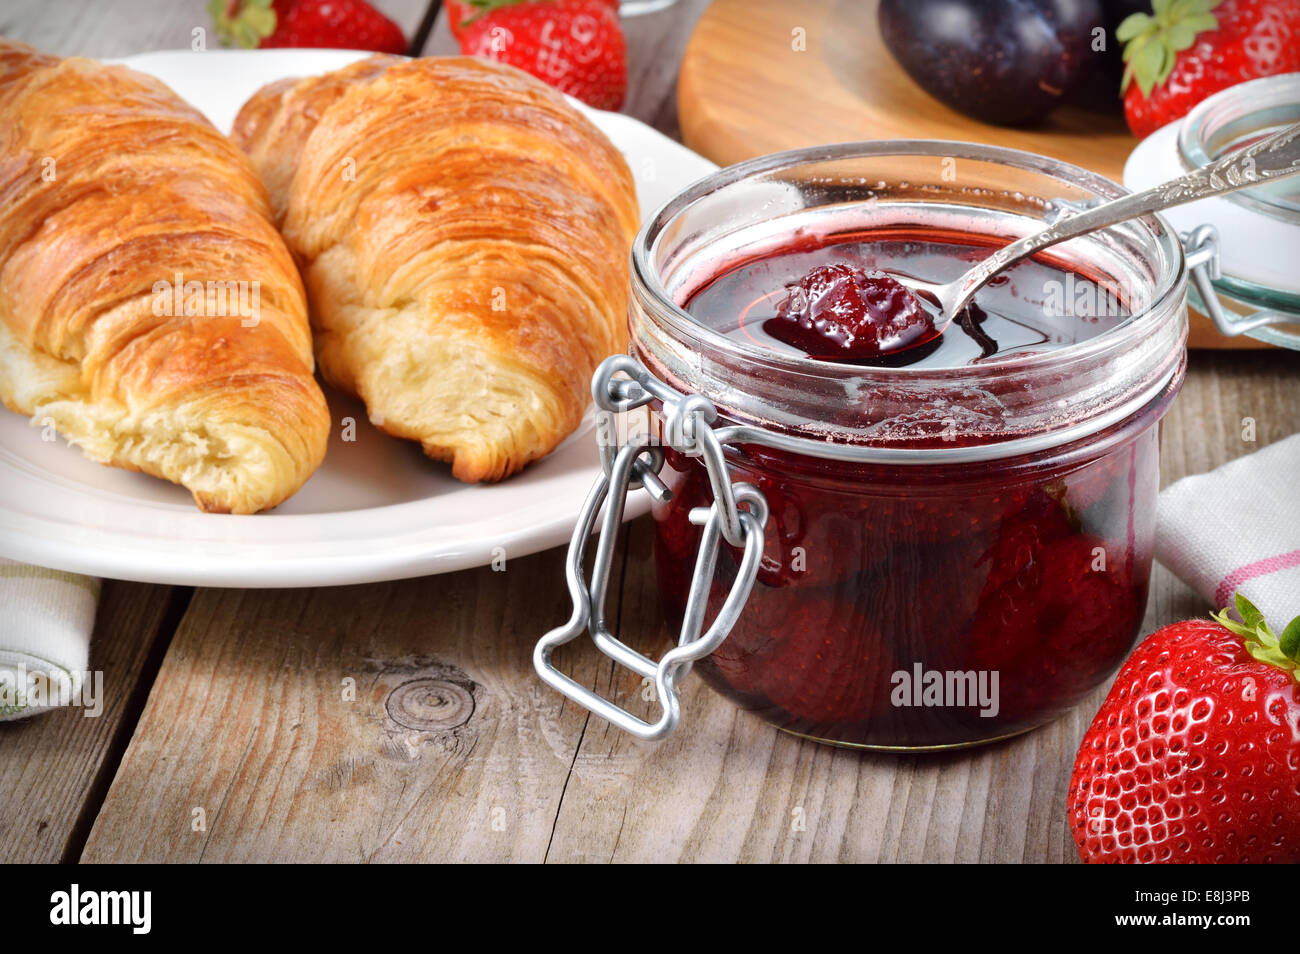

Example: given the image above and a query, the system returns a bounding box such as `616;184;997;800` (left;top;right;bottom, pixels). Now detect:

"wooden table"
3;0;1298;864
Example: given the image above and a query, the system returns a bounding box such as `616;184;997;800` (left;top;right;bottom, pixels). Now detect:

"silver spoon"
899;122;1300;332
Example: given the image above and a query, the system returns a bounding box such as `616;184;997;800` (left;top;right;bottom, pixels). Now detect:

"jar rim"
631;138;1186;384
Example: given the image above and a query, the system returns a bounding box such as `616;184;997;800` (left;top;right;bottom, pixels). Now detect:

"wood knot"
385;678;475;731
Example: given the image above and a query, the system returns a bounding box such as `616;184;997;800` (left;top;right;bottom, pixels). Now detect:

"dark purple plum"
1071;0;1152;112
878;0;1105;126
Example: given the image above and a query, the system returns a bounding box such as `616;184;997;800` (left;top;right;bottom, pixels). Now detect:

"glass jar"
536;141;1188;751
1124;72;1300;349
1177;73;1300;350
1178;72;1300;226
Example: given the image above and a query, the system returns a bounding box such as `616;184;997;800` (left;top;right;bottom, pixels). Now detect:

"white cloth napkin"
1156;434;1300;626
0;559;100;720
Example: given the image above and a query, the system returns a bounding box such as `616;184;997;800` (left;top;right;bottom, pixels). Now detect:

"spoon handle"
950;121;1300;314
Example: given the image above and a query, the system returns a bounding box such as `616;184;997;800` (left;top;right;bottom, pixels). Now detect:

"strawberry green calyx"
456;0;533;29
209;0;277;49
1118;0;1220;98
1213;592;1300;683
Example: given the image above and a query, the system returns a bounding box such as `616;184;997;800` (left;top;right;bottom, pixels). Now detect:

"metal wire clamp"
1181;224;1294;338
532;355;768;741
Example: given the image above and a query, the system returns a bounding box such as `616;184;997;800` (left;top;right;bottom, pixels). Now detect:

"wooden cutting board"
677;0;1265;349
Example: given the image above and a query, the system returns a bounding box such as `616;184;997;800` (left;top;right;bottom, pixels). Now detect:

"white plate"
0;50;718;588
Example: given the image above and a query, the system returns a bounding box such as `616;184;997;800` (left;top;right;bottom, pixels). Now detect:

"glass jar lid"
1179;72;1300;225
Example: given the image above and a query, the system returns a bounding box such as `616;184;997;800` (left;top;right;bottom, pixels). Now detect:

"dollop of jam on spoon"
763;263;937;360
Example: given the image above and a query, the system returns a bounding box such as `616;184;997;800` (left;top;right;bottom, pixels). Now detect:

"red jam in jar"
629;143;1187;749
687;229;1130;366
650;232;1174;747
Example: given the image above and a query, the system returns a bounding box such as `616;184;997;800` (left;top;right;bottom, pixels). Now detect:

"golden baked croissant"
0;39;328;513
233;56;639;482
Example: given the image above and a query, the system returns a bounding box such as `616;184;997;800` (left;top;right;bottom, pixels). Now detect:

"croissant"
0;39;328;513
232;56;639;482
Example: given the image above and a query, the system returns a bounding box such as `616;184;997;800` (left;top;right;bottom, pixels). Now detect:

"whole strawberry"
758;595;894;729
1069;594;1300;864
453;0;627;110
211;0;407;54
962;491;1143;724
1119;0;1300;139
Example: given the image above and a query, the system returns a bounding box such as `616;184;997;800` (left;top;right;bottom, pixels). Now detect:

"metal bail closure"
532;357;768;741
1181;224;1293;337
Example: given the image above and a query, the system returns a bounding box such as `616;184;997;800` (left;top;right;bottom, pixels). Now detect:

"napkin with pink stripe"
1156;434;1300;625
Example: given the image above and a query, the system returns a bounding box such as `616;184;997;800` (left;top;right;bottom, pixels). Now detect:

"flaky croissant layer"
233;56;640;482
0;39;329;513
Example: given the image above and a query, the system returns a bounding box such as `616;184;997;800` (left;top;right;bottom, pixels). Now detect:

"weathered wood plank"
79;550;609;863
0;581;183;864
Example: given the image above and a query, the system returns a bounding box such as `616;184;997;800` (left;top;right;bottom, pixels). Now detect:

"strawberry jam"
685;230;1131;369
647;230;1175;748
